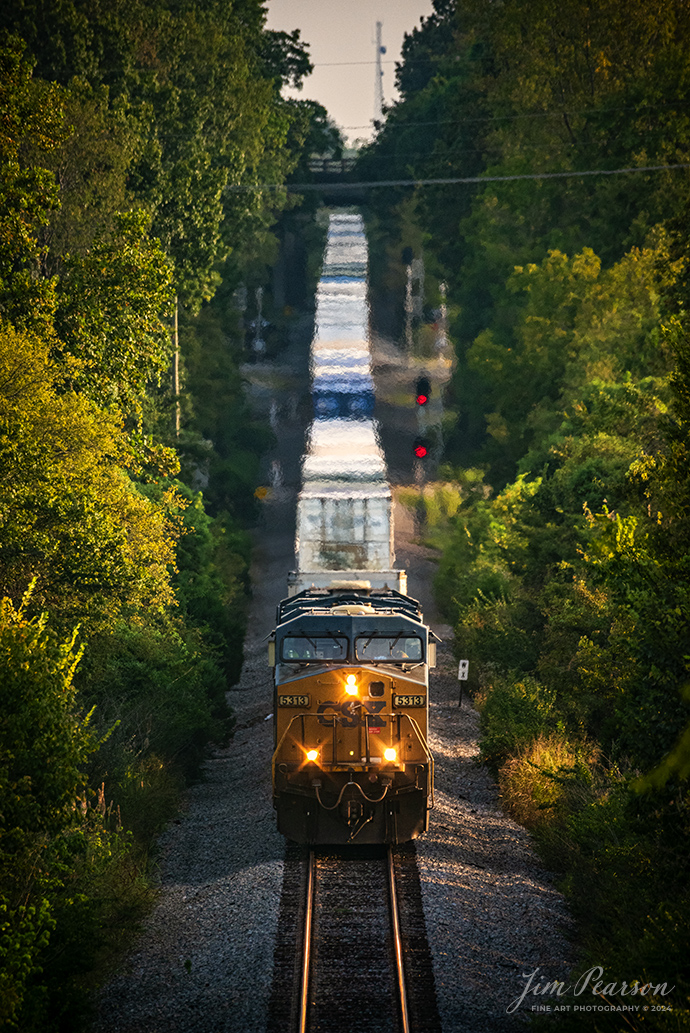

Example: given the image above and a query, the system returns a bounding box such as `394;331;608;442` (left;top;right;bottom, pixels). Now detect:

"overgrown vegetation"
363;1;690;1026
0;6;327;1027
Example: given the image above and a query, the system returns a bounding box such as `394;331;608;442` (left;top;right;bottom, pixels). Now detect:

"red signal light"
414;443;428;458
415;375;431;406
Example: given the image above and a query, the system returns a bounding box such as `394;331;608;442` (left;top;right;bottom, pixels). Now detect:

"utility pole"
437;281;449;353
374;22;385;122
402;246;413;352
253;285;266;358
405;264;413;351
172;296;180;437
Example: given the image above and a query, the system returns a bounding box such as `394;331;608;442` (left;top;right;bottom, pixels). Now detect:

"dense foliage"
0;3;320;1027
363;1;690;1026
0;596;96;1029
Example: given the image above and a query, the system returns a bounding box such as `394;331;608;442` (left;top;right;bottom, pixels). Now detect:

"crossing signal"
415;375;431;406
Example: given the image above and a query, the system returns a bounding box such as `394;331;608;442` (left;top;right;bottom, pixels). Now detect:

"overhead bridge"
307;158;357;174
294;158;370;203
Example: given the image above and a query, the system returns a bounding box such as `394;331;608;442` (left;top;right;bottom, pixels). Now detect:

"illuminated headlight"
384;748;397;762
345;674;358;696
306;749;319;762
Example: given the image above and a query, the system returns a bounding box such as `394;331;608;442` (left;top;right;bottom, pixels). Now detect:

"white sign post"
457;660;469;707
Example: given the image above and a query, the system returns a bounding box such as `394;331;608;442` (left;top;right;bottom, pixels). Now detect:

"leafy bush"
476;675;559;768
0;594;105;1028
165;483;251;686
77;619;231;781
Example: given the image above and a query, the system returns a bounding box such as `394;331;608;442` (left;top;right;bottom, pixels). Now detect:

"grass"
497;733;600;830
476;678;690;1031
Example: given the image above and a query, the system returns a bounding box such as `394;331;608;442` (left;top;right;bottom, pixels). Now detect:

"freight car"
311;226;373;418
290;416;405;595
270;583;437;844
312;367;376;419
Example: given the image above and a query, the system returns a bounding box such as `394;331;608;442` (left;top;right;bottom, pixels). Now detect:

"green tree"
32;79;139;269
466;239;675;483
54;210;175;416
0;321;180;633
0;594;96;1028
0;37;65;330
1;1;315;310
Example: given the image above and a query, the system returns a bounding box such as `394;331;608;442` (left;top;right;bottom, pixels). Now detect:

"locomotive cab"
271;586;435;845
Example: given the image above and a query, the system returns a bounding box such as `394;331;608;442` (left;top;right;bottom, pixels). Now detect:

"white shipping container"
293;487;405;595
296;489;392;572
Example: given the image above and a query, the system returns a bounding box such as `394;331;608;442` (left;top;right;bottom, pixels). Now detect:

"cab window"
355;635;423;662
281;635;348;662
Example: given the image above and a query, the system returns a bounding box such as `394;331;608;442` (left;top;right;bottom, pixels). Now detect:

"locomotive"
270;211;435;845
270;582;436;844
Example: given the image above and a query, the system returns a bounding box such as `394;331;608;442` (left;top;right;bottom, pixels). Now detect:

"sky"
265;0;434;145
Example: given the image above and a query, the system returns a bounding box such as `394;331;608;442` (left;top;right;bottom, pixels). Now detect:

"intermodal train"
270;212;436;845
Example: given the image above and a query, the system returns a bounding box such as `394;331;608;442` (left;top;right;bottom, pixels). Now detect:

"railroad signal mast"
415;375;431;407
374;21;386;122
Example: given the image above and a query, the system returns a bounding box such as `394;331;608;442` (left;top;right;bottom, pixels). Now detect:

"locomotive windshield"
355;635;423;662
281;635;348;662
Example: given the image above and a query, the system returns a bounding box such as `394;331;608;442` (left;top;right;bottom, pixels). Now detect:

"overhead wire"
307;57;446;67
343;100;690;132
225;163;690;193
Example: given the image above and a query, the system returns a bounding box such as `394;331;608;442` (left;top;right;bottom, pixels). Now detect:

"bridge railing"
307;157;358;174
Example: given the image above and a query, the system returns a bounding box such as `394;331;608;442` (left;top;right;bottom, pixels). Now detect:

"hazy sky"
265;0;434;145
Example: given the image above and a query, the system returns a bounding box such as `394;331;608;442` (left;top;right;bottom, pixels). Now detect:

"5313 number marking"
393;695;425;707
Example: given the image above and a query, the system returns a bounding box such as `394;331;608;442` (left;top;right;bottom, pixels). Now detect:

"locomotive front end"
271;587;435;845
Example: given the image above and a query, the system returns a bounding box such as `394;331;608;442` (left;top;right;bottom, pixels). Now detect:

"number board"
278;694;310;708
393;694;426;708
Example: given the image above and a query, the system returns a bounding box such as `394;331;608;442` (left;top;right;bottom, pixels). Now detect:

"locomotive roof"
277;586;422;625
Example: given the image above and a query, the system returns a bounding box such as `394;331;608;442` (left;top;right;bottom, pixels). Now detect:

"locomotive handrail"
401;714;435;808
273;713;310;774
271;714;306;776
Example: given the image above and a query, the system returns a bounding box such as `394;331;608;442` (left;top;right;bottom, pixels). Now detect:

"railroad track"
268;844;442;1033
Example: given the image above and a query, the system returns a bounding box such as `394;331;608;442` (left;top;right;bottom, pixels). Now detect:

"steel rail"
388;848;411;1033
298;850;315;1033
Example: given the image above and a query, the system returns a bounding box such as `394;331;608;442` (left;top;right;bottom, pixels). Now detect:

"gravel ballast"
92;634;285;1033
